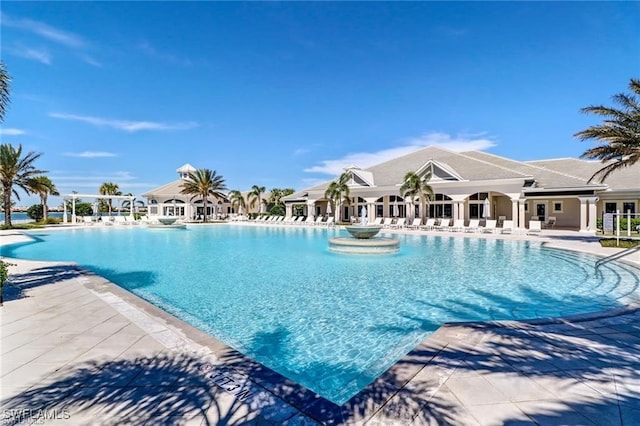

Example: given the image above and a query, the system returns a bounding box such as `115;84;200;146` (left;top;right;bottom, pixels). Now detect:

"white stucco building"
283;146;640;232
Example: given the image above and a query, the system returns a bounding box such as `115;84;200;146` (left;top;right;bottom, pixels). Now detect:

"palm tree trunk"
3;185;11;227
42;194;49;221
203;195;208;223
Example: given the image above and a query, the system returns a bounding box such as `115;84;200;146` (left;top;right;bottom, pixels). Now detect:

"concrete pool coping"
1;226;640;424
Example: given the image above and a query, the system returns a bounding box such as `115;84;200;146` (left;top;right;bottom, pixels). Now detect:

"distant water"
0;212;63;222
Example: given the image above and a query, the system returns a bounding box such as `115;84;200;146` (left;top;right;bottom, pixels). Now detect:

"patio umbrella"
326;202;332;215
393;200;399;217
483;198;491;219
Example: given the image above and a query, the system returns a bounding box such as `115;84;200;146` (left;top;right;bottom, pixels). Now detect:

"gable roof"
526;158;639;190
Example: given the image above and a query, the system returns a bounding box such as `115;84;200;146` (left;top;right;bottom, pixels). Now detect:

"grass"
599;238;640;248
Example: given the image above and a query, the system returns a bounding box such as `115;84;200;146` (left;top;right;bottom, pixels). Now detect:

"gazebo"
61;193;137;224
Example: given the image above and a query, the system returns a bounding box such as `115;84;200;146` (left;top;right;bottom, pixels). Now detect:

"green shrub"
27;204;43;221
0;258;16;306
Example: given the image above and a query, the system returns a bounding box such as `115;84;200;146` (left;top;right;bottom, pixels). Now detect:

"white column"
452;202;459;222
72;197;77;224
307;201;315;218
511;199;519;228
129;196;135;219
518;199;526;229
588;197;598;232
63;201;68;223
285;204;292;217
579;197;588;232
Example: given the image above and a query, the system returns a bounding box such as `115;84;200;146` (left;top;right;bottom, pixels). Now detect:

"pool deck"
1;226;640;425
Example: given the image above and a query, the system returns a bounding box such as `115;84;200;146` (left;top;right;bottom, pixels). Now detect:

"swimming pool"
3;225;640;404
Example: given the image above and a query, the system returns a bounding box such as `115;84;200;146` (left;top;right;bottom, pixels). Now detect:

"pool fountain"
328;207;400;254
147;216;187;229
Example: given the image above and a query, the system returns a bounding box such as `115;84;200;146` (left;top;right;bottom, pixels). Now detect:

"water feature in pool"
2;225;639;404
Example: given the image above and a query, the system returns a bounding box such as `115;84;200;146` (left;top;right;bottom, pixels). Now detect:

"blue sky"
1;2;638;206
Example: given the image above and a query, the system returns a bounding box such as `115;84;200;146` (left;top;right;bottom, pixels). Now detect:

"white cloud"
80;55;102;68
304;132;496;176
7;44;51;65
0;128;26;136
1;13;86;48
49;112;198;132
63;151;117;158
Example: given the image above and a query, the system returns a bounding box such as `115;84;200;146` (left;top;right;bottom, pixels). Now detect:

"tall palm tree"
228;190;246;214
99;182;121;216
399;170;434;221
0;62;10;123
247;185;266;214
0;144;46;227
180;169;227;223
324;172;351;222
30;176;59;221
575;78;640;183
266;188;294;215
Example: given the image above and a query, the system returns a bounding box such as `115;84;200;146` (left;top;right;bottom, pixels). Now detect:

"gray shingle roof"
526;158;639;190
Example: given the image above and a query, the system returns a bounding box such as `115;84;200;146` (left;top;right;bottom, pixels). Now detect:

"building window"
623;202;636;214
524;202;528;212
605;202;617;213
553;202;563;213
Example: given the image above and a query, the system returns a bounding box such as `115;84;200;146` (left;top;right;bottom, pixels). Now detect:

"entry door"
536;203;546;220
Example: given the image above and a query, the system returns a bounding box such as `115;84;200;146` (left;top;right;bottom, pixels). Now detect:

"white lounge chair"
372;217;383;226
325;216;335;227
481;219;497;233
501;220;514;234
450;219;465;232
303;216;315;225
435;218;451;231
407;218;422;230
113;216;129;225
124;216;140;225
390;218;406;229
382;218;394;228
420;218;436;231
544;216;556;229
83;216;95;226
314;216;325;226
528;220;542;235
463;219;479;233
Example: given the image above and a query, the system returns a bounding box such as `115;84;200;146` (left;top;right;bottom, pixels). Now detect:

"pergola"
61;193;136;224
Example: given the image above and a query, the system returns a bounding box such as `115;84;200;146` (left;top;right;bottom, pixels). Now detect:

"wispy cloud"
136;41;191;66
80;55;102;68
50;171;156;194
304;132;497;176
0;128;27;136
1;13;87;48
293;148;310;156
50;112;198;132
63;151;117;158
6;44;51;65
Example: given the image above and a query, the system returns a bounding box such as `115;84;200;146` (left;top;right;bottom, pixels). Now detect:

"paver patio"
1;228;640;425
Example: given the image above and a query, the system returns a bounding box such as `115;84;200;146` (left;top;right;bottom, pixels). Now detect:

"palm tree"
399;171;434;221
247;185;266;214
228;190;246;214
0;144;46;227
575;78;640;183
324;172;351;222
99;182;121;216
0;62;10;123
180;169;227;223
121;193;144;216
30;176;59;221
266;188;294;215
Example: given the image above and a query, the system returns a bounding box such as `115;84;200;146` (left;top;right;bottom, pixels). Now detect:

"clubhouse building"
281;146;639;232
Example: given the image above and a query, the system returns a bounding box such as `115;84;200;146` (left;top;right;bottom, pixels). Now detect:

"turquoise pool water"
3;225;640;404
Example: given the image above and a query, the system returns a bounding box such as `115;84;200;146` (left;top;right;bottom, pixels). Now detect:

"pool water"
3;225;640;404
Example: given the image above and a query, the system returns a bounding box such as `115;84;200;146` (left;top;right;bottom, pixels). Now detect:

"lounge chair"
390;218;406;229
544;216;556;229
481;219;497;233
501;220;514;234
463;219;480;233
325;216;335;227
450;219;465;232
528;220;542;235
372;217;383;226
498;215;506;227
314;216;325;226
83;216;95;226
407;218;422;230
303;216;315;225
435;218;451;231
382;218;394;228
420;218;436;231
113;216;129;225
124;216;140;225
294;216;305;225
